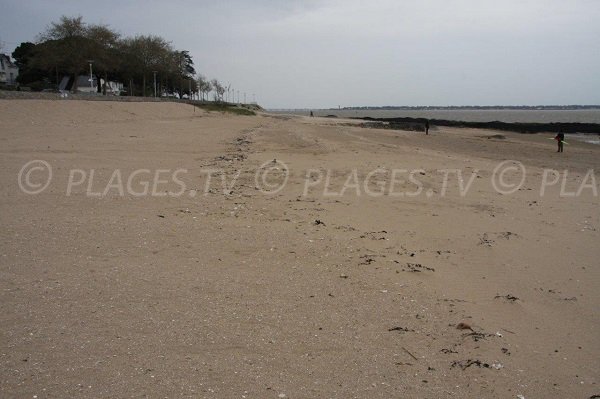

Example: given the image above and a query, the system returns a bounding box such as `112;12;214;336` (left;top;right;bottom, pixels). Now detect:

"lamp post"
87;60;94;92
153;71;157;98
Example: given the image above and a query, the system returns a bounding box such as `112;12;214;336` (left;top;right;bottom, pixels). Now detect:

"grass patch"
192;102;256;116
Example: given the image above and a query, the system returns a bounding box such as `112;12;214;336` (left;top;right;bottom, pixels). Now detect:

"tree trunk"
142;74;146;97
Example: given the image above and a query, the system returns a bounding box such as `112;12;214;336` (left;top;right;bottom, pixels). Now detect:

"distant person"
555;131;565;153
424;119;430;135
310;110;314;117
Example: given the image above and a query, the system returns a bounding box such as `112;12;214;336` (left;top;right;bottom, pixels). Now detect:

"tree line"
11;16;229;100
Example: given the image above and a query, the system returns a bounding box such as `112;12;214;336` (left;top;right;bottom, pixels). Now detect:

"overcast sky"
1;0;599;108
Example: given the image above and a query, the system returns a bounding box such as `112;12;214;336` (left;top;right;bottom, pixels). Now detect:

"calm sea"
271;109;600;124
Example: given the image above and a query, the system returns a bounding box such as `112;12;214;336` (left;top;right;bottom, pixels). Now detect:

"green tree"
12;42;36;69
196;74;211;101
120;35;172;96
37;16;91;91
86;24;120;94
211;79;225;102
32;16;120;92
25;15;206;97
12;42;49;87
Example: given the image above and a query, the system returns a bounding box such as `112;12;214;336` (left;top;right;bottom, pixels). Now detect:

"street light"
87;60;94;92
153;71;158;98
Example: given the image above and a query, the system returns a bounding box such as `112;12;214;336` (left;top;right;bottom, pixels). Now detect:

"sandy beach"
1;100;598;398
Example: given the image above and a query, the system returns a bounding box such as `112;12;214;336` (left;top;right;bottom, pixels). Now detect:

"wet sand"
1;100;598;398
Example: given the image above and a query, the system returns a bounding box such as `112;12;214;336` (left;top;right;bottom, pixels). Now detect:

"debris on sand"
402;346;419;361
335;224;357;231
388;326;415;333
360;231;388;240
450;359;490;370
440;348;458;354
462;331;492;342
359;255;375;265
478;233;494;246
404;263;435;273
215;153;246;162
479;231;518;246
234;137;251;146
314;219;326;226
499;231;516;239
495;294;519;302
395;362;414;366
456;322;474;331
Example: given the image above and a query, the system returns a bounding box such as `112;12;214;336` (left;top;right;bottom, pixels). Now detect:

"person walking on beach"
310;110;314;117
424;119;430;135
555;131;565;153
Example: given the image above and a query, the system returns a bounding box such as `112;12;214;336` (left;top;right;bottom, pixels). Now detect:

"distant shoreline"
338;105;600;111
270;105;600;112
270;107;600;125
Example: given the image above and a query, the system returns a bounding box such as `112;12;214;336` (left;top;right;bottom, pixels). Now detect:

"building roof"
0;54;18;69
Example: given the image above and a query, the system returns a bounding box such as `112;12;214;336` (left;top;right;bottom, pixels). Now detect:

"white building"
59;75;123;95
0;54;19;86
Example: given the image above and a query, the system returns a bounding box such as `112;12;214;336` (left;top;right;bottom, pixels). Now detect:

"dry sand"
0;100;598;398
